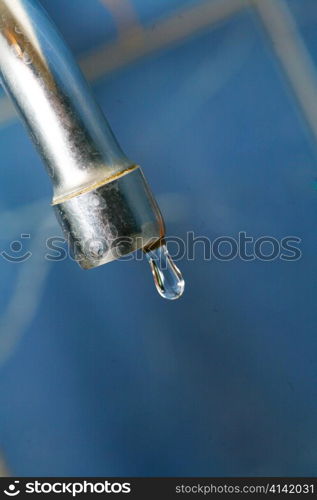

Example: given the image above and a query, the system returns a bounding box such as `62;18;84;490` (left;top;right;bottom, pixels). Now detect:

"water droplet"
145;242;184;300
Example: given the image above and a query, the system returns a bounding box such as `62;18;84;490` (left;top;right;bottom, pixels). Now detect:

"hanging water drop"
145;242;185;300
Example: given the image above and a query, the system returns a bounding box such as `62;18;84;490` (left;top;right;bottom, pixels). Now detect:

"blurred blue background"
0;0;317;476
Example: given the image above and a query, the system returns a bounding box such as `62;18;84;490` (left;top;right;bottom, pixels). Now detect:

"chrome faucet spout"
0;0;165;269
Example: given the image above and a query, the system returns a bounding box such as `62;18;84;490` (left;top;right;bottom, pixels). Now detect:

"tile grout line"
99;0;144;41
81;0;248;79
253;0;317;143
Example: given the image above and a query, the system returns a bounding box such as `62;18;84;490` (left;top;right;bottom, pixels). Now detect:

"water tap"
0;0;185;299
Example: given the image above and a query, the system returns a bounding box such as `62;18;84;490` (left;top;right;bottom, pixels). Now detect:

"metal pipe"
0;0;165;269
